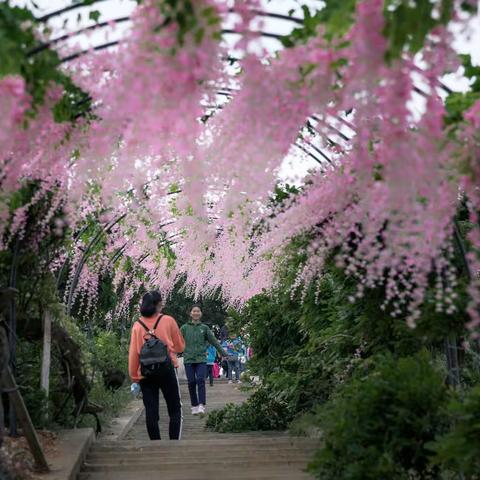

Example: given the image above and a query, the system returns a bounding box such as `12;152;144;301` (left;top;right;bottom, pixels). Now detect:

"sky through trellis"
11;0;480;185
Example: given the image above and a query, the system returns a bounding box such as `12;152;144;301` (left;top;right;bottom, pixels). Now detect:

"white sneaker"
228;380;233;384
191;406;200;415
198;404;205;414
237;380;242;384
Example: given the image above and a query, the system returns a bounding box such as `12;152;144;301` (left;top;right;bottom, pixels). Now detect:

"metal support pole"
2;367;50;472
8;240;20;437
445;334;461;388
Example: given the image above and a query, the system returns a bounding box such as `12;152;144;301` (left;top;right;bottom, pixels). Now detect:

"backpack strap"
137;314;164;338
137;319;150;333
153;314;164;330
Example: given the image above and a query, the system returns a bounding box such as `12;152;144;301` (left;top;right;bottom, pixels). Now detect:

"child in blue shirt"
206;344;217;387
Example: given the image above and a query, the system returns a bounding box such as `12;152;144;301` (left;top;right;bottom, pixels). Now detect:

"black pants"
206;364;214;386
139;366;182;440
222;360;229;377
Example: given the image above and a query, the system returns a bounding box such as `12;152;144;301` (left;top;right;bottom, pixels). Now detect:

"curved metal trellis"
26;0;461;217
28;1;340;168
19;1;469;396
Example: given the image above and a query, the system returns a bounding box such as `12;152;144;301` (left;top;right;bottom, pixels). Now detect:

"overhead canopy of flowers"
0;0;479;331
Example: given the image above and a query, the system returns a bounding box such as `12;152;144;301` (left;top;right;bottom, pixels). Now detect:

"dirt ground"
0;431;58;480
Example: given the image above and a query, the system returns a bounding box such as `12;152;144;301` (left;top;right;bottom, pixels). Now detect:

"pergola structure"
25;0;456;176
2;2;476;472
20;0;459;308
25;0;354;171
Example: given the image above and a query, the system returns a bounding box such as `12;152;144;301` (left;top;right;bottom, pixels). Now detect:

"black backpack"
138;315;171;378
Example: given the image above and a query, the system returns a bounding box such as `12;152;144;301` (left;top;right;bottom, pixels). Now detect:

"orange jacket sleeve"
128;324;141;382
169;316;185;353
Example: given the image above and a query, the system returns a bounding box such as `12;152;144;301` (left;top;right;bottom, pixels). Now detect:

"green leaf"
0;3;92;122
88;10;101;22
383;0;454;61
444;54;480;126
280;0;357;48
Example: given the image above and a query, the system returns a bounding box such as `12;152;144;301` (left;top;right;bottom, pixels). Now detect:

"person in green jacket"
180;305;226;415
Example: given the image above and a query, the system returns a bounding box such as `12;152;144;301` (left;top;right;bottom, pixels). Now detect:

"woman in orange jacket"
128;290;185;440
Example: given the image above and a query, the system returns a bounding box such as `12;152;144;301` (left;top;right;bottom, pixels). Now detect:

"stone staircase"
78;380;317;480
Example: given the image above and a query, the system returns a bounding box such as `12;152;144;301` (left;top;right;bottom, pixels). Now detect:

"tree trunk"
41;311;52;398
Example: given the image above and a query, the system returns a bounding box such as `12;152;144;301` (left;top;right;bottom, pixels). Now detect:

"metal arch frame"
55;29;287;63
30;24;288;59
200;99;336;168
60;184;181;305
36;2;305;24
26;1;457;177
65;212;126;315
32;0;453;95
36;0;109;22
32;6;303;55
28;16;132;56
27;0;452;164
108;230;181;267
65;214;179;314
24;2;470;383
201;91;342;167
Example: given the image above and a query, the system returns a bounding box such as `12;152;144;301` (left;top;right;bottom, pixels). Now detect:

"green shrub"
308;351;450;480
429;384;480;479
15;340;49;428
13;323;130;431
240;255;461;415
77;380;130;430
93;329;128;374
206;388;293;432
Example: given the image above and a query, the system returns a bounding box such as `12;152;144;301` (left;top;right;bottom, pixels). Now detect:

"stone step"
99;433;299;444
105;436;303;443
98;437;308;444
86;454;313;465
87;447;314;460
94;438;312;451
94;442;314;452
79;373;315;480
179;379;233;384
82;458;310;472
92;445;315;455
78;467;313;480
88;445;315;455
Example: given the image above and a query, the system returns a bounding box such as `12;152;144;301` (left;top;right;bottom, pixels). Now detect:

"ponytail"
140;290;162;317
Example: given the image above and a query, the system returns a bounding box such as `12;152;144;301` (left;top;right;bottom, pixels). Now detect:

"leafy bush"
13;321;130;431
239;246;472;432
308;352;450;480
79;381;130;429
429;384;480;478
93;330;128;375
241;261;429;420
15;340;49;428
206;388;293;432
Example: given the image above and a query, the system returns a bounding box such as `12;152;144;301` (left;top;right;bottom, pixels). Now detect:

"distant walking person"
181;305;226;415
128;291;185;440
222;333;244;384
219;322;229;342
